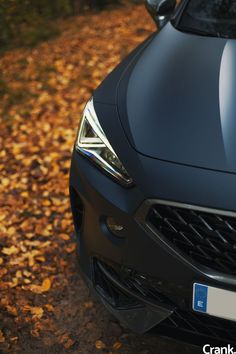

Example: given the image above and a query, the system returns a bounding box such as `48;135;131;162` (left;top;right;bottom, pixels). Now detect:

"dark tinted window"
176;0;236;38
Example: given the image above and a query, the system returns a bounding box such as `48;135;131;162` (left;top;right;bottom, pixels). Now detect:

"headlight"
75;98;133;186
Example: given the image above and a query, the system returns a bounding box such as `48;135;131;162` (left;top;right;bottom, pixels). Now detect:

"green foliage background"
0;0;118;49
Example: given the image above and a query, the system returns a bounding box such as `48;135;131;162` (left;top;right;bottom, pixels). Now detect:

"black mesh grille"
147;203;236;276
93;258;173;309
93;259;139;309
159;309;236;345
94;258;236;344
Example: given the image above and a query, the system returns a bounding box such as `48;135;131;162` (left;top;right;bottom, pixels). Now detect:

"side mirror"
145;0;176;28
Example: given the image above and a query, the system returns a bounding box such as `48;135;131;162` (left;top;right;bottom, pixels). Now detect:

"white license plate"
193;283;236;322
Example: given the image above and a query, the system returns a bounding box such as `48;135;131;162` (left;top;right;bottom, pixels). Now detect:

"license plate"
193;283;236;322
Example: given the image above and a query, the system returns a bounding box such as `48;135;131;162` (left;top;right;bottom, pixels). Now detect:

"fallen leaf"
29;278;51;293
8;277;18;288
0;2;155;351
31;307;44;320
113;341;122;350
44;304;54;312
30;328;40;337
2;245;19;256
23;305;44;319
6;305;18;316
63;338;75;349
0;268;7;277
59;233;70;241
95;340;106;350
16;270;22;278
0;330;5;343
65;243;76;254
23;270;32;278
1;178;10;187
84;301;94;309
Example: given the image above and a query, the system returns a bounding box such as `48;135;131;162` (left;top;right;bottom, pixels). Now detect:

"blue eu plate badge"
193;283;208;313
193;283;236;322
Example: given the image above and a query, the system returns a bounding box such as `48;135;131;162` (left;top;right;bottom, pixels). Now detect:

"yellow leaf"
8;277;18;288
1;178;10;187
0;214;6;222
31;307;44;320
2;245;19;256
23;270;32;278
29;278;51;294
23;305;44;319
16;270;22;278
41;278;51;291
59;233;70;241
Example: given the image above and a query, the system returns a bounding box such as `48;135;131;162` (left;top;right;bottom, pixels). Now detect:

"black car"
70;0;236;346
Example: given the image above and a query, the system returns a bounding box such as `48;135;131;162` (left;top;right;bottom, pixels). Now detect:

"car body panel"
94;34;155;105
92;102;236;215
70;11;236;345
97;23;236;174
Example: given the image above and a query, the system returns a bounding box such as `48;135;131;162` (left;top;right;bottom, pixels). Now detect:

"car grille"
93;258;174;309
147;201;236;276
93;258;236;344
93;259;140;309
158;309;236;345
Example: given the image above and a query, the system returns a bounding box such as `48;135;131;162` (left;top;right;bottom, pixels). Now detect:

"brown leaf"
65;243;76;254
84;301;94;309
0;330;5;343
113;341;122;350
30;328;40;337
0;268;7;277
63;338;75;349
95;340;106;350
23;305;44;319
44;304;54;312
6;305;18;316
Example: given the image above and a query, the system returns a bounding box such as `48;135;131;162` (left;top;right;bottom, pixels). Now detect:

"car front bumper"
69;147;236;346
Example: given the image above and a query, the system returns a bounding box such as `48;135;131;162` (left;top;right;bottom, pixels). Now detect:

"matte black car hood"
118;23;236;174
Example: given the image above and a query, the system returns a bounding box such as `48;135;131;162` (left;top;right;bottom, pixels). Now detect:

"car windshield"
176;0;236;39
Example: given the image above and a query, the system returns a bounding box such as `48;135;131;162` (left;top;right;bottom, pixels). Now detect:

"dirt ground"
0;2;203;353
1;247;203;353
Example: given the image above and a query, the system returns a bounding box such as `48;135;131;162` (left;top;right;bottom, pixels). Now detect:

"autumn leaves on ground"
0;2;199;353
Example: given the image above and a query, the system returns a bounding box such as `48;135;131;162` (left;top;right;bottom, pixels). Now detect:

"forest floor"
0;2;202;353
